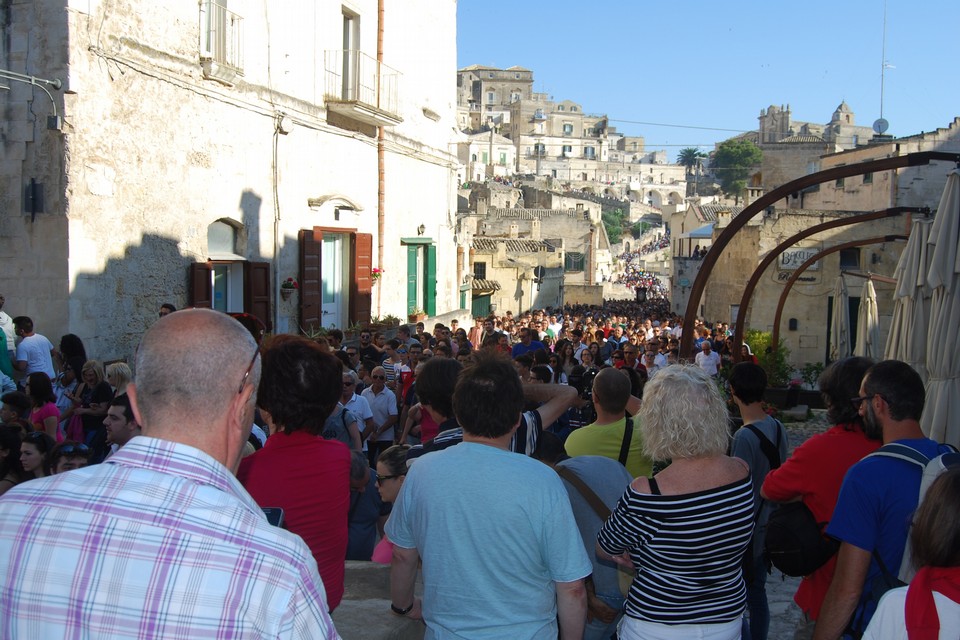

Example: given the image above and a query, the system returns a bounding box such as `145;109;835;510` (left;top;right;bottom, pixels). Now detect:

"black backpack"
764;501;839;577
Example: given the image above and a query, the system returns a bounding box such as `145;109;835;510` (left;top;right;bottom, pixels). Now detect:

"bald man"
0;309;341;638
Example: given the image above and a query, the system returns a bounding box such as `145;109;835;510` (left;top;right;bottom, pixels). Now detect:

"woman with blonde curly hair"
105;362;132;396
597;364;754;640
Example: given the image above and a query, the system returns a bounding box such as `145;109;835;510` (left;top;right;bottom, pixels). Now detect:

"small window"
562;145;572;156
486;92;494;104
571;106;577;112
557;105;565;112
514;73;520;79
564;252;585;272
835;177;845;188
488;72;494;79
584;146;596;159
863;172;873;184
563;123;573;135
473;261;487;279
840;248;860;269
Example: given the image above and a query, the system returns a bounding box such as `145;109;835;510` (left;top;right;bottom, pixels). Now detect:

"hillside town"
2;2;960;639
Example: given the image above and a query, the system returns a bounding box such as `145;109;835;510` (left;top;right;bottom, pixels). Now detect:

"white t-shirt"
864;586;960;640
695;350;722;376
15;333;55;377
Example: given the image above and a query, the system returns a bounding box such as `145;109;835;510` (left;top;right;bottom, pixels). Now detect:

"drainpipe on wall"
376;0;385;317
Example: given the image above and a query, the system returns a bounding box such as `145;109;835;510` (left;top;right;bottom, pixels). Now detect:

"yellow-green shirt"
563;416;652;478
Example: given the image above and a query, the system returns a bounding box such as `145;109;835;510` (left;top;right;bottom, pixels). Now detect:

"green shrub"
744;329;792;388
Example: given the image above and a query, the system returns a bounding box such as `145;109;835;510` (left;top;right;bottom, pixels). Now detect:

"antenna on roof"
874;0;892;136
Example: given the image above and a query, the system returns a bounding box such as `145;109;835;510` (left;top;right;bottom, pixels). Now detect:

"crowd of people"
614;251;670;300
0;293;957;640
633;229;670;256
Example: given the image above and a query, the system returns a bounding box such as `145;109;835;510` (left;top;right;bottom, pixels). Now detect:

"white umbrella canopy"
830;275;851;361
854;279;881;359
885;219;934;382
921;169;960;446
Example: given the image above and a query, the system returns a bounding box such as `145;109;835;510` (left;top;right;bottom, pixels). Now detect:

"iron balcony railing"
201;0;244;74
324;49;399;116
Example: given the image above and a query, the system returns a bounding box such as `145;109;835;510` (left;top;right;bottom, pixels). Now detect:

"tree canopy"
712;139;762;201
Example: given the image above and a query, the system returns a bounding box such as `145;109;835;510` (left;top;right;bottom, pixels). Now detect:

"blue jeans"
584;593;624;640
742;556;769;640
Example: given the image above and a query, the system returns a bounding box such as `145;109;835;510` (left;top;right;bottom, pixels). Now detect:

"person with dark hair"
815;360;956;638
0;424;26;496
864;466;960;638
102;393;140;455
47;440;91;474
55;334;87;373
0;309;341;637
729;362;787;640
346;449;387;562
237;334;351;612
20;430;55;480
1;390;32;424
387;351;590;637
158;303;176;318
529;364;553;384
565;368;652;477
761;356;879;636
25;372;60;440
12;316;55;378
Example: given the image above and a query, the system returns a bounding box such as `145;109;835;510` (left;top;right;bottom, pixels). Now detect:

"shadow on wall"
240;190;263;257
71;233;193;364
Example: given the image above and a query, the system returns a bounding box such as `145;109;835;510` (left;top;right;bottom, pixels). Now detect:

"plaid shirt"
0;436;340;639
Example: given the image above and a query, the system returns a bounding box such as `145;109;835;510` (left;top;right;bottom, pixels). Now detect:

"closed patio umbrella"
921;169;960;446
885;219;933;383
830;275;851;361
854;279;881;359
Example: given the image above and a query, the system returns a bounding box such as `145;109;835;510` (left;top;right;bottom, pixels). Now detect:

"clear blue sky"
457;0;958;158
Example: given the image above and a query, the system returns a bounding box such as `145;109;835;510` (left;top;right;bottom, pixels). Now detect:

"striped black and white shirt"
597;475;754;624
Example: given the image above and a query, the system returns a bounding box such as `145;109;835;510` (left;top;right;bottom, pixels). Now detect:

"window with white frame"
200;0;244;74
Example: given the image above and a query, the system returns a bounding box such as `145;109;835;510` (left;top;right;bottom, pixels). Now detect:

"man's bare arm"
812;542;871;640
524;383;578;429
389;544;422;620
556;578;587;640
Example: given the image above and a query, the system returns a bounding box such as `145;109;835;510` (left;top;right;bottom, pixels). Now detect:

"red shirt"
237;430;351;610
762;423;881;620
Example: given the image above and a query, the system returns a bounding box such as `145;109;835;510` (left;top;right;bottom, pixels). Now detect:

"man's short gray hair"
343;369;360;384
134;309;259;429
349;450;370;483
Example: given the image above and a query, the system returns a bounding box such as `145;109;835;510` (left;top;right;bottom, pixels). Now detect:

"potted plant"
407;308;426;323
280;277;299;301
371;267;384;283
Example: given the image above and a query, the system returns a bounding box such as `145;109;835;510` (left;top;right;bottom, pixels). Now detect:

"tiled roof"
472;237;550;253
472;279;502;292
779;134;826;144
691;204;744;223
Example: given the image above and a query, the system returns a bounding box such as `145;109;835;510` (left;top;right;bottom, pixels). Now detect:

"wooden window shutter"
299;229;322;332
350;233;373;324
189;262;213;308
425;244;437;316
243;261;272;330
406;245;419;314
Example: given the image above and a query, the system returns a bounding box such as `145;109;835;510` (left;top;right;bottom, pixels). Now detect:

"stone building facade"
1;0;459;362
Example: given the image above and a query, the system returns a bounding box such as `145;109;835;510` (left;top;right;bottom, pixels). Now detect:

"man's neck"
462;431;512;450
738;401;769;425
592;410;625;427
883;419;926;444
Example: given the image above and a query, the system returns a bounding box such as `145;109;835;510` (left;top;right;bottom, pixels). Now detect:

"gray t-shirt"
557;455;633;598
731;414;788;557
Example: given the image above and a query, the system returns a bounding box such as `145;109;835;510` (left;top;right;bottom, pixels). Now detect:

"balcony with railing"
200;0;244;84
324;50;401;126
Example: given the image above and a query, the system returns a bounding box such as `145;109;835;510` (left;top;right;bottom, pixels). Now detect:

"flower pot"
280;288;294;301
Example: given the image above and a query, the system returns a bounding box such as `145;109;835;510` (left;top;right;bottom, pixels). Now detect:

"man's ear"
127;383;146;430
226;383;256;472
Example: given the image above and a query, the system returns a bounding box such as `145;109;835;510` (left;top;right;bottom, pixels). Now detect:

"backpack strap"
743;422;782;471
556;466;611;520
868;443;931;467
618;417;634;467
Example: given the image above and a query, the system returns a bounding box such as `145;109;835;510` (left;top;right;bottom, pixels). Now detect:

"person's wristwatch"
391;601;414;616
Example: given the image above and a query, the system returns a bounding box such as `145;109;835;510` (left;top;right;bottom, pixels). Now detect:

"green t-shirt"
564;416;653;478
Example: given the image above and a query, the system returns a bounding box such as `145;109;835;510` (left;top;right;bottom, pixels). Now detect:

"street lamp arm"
0;68;62;117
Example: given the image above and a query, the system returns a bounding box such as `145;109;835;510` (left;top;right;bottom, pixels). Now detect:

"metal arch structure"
731;206;926;359
770;235;908;351
680;150;960;359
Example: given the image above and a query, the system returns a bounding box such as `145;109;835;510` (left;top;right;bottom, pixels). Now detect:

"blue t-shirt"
386;442;592;639
828;437;951;630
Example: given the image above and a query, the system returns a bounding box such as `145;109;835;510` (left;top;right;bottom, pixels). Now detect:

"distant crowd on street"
0;288;957;640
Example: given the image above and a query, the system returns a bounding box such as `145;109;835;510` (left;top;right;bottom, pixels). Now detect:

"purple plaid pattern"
0;436;341;639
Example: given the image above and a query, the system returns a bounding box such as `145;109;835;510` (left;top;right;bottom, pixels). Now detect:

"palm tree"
677;147;707;174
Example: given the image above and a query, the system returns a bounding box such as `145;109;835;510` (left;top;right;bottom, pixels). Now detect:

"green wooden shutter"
407;245;418;314
425;244;437;316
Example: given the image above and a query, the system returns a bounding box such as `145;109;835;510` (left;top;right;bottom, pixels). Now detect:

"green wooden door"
425;244;437;316
407;245;419;314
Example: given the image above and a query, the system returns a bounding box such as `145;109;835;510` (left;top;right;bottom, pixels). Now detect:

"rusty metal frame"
731;207;925;356
680;151;960;358
770;235;907;351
